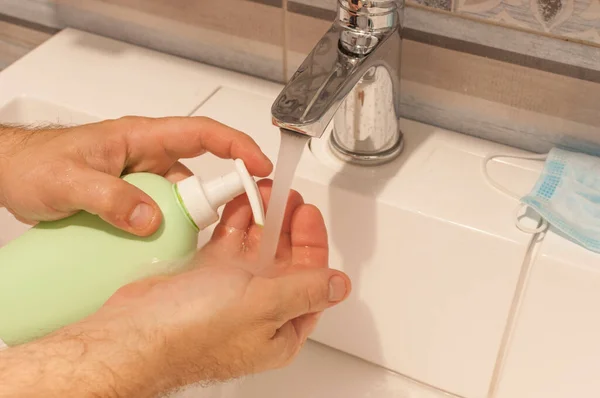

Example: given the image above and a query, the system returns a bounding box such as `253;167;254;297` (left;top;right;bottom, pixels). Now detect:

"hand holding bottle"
0;182;351;398
0;116;273;236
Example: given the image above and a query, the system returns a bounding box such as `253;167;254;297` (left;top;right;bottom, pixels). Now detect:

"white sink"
0;29;578;398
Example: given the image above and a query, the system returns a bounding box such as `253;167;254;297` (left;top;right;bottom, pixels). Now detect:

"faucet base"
329;131;404;166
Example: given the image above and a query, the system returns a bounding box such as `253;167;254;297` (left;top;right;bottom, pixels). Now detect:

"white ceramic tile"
171;340;452;398
496;231;600;398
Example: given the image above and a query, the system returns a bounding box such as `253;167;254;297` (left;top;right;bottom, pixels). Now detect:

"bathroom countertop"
2;29;600;398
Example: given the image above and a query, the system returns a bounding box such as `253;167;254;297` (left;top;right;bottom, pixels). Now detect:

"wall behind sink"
2;0;600;153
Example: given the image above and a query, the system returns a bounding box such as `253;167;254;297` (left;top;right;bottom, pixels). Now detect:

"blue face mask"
483;147;600;253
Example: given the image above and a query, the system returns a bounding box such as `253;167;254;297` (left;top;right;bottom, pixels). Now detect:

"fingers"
291;313;321;344
204;180;305;262
200;180;271;259
64;168;162;236
246;180;304;259
202;194;257;259
221;180;274;231
290;205;328;269
117;116;273;177
268;313;323;369
267;269;351;324
263;269;351;363
163;162;193;183
290;205;328;250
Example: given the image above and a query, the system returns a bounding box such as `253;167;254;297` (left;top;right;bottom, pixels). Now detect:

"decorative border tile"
404;6;600;83
409;0;453;11
456;0;600;45
284;4;600;83
287;0;600;45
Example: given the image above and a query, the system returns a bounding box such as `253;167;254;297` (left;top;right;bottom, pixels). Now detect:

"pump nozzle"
176;160;265;231
203;159;265;226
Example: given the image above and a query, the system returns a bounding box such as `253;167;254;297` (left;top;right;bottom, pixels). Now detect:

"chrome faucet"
271;0;405;165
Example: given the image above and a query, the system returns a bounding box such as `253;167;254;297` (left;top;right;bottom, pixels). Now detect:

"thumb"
270;268;351;322
64;168;162;236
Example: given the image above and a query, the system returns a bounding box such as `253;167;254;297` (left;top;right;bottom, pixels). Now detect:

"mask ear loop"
482;153;550;234
514;203;548;234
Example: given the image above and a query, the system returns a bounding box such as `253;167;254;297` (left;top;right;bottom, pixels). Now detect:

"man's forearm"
0;322;163;398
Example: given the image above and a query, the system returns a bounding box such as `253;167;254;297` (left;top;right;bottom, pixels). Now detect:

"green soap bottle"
0;159;264;347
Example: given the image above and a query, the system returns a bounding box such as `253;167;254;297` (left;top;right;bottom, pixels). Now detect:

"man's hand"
0;182;351;398
0;117;272;236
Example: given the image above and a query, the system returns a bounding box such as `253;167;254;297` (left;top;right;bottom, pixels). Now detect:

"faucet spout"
271;0;405;165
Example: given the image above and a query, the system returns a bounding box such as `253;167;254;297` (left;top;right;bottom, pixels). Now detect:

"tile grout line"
282;0;289;82
185;86;223;117
486;229;546;398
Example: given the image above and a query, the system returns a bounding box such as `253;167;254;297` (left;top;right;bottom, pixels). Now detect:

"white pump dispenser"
175;159;265;230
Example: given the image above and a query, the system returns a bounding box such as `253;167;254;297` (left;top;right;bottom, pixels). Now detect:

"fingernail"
129;203;155;230
329;276;347;302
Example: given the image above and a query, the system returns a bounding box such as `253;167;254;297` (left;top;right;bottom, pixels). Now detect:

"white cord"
482;151;550;396
482;152;550;234
487;224;545;396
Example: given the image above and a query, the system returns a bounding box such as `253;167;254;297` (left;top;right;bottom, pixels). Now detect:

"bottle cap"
176;159;265;230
